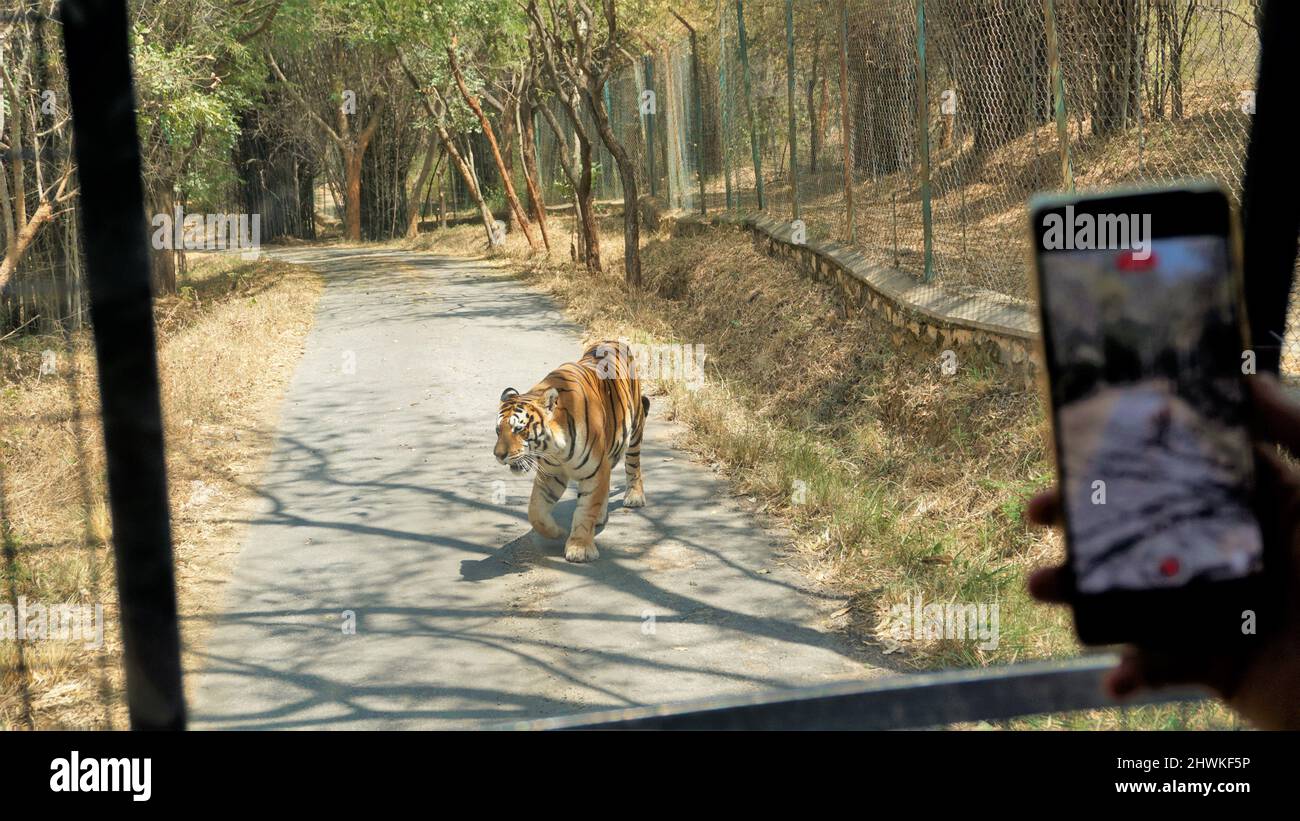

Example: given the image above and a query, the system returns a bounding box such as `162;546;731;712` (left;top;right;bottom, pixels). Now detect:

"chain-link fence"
534;35;705;212
723;0;1262;297
534;1;1285;360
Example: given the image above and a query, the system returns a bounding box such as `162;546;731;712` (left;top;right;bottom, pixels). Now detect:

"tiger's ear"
500;387;519;403
542;387;561;412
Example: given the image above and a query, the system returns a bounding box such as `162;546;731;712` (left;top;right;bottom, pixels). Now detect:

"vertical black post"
1242;0;1300;374
60;0;186;730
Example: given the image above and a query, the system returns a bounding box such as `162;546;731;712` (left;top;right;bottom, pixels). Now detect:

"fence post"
692;30;706;214
1042;0;1075;191
785;0;799;221
1134;18;1145;174
736;0;765;210
673;11;708;215
838;0;855;241
914;0;934;282
718;0;734;209
603;80;616;200
643;53;658;199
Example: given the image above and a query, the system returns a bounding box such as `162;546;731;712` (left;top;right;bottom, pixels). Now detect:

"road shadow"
191;248;904;730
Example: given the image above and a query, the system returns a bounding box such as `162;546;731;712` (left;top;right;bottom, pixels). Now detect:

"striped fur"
494;341;649;562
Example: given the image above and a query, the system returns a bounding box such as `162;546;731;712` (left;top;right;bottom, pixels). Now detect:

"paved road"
192;246;872;729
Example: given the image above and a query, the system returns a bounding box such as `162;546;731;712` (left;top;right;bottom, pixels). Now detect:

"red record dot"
1159;556;1180;577
1116;249;1157;271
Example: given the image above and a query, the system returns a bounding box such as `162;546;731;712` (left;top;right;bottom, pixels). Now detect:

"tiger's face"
494;387;567;474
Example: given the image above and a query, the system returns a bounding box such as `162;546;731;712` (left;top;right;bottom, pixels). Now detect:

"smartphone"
1029;182;1275;646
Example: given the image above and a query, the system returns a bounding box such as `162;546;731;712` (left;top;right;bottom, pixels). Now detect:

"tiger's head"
494;386;568;474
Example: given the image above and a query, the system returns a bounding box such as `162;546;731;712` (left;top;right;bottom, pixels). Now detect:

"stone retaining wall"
673;212;1041;388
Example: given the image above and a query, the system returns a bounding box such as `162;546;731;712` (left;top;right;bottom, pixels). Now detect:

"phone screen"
1036;197;1263;597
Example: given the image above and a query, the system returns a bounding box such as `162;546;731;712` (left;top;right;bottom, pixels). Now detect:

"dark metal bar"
1242;0;1299;374
498;656;1206;731
60;0;186;730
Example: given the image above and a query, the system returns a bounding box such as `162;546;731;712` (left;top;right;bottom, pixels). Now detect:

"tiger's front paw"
624;486;646;508
564;538;599;563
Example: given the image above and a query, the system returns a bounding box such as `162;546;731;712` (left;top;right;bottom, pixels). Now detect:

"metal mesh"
2;3;116;730
532;1;1281;359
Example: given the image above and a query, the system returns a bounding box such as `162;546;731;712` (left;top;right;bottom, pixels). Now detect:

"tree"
266;47;389;242
527;0;603;271
131;0;270;290
533;0;648;287
393;44;501;248
0;4;76;297
447;37;538;250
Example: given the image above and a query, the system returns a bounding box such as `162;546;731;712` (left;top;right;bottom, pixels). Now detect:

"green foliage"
130;7;265;207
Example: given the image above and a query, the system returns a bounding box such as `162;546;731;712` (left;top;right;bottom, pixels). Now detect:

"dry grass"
724;84;1256;303
407;207;635;277
1;253;323;729
410;216;1237;728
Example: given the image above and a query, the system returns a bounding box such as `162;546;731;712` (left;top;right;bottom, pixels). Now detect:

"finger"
1253;443;1300;538
1104;647;1239;702
1254;443;1300;506
1024;488;1061;527
1249;374;1300;458
1104;650;1145;699
1027;564;1070;603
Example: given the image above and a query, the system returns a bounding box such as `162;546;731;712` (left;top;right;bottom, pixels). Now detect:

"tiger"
494;340;649;563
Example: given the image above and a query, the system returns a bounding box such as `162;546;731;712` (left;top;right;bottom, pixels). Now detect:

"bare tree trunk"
536;87;601;271
586;82;640;287
440;124;497;246
1092;0;1138;136
499;94;518;227
439;166;448;228
0;200;54;293
447;41;537;250
516;100;550;251
343;148;364;240
394;48;498;246
405;135;441;239
807;32;822;173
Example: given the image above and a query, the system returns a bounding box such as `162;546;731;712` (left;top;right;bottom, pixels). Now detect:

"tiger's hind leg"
623;395;649;508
